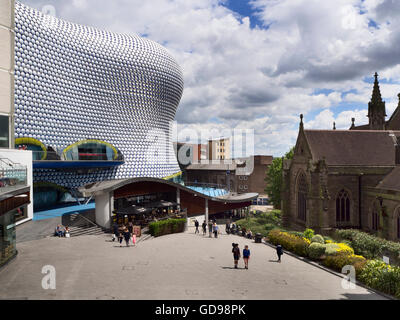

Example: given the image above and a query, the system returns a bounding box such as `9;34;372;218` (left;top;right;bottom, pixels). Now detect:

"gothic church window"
297;173;307;222
397;209;400;239
336;189;350;223
372;202;379;231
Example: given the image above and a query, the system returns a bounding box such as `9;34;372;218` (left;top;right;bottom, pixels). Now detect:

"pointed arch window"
297;173;307;222
397;209;400;239
372;202;379;231
336;189;350;222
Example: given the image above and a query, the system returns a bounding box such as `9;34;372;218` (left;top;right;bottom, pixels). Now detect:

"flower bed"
335;229;400;264
358;260;400;299
268;230;309;257
261;227;399;299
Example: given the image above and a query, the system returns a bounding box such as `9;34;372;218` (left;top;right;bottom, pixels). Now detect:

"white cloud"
20;0;400;156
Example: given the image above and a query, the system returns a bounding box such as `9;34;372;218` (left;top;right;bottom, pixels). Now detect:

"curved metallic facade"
14;2;184;189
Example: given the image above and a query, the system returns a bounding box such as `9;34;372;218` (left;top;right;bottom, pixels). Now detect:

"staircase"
64;213;107;237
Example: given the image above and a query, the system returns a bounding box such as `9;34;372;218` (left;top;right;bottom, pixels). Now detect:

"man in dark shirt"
194;219;199;234
277;244;284;262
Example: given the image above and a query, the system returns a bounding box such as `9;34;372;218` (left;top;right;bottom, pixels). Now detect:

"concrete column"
176;188;181;210
95;192;111;229
205;198;209;224
0;0;15;148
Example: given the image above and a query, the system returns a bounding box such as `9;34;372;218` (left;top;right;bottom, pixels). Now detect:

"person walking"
194;219;200;234
276;244;283;262
208;220;213;238
213;223;219;238
123;228;131;247
112;222;119;242
232;243;241;269
225;221;231;235
202;221;207;235
243;245;250;269
118;226;124;247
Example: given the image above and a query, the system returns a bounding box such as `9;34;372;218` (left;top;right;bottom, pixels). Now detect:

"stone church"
282;73;400;241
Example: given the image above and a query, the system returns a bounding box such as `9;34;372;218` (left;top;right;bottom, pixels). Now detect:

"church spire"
368;72;386;130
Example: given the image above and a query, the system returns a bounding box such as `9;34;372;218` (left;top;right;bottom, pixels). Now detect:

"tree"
265;148;294;209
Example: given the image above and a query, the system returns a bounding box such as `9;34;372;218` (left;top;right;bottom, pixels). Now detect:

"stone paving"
0;226;387;300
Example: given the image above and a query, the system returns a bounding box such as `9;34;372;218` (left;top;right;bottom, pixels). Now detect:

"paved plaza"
0;226;387;300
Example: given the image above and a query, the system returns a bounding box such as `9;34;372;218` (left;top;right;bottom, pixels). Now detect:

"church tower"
368;72;387;130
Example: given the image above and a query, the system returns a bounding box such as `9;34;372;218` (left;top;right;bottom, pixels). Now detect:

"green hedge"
308;243;326;260
149;218;187;237
336;229;400;264
311;234;325;244
358;260;400;298
322;253;367;275
268;230;309;257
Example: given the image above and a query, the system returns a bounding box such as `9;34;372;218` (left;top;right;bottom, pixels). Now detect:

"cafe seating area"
113;199;187;228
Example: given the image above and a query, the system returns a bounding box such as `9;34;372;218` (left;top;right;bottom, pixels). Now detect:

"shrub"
303;228;315;240
322;253;367;273
311;234;325;244
336;229;400;263
268;230;309;257
325;242;354;256
236;210;283;237
288;231;304;238
325;243;340;255
149;218;186;237
308;243;326;260
359;260;400;298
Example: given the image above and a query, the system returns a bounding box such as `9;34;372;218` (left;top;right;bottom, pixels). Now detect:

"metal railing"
0;158;28;193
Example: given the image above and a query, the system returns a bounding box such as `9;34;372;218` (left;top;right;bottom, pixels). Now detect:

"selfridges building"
13;2;184;209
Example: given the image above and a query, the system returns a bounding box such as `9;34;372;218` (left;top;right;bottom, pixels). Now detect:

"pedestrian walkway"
0;224;386;300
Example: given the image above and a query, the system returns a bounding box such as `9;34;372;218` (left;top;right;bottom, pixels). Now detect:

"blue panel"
33;202;96;221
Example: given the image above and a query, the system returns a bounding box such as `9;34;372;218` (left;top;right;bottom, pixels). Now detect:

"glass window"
397;210;400;239
297;173;307;221
15;206;28;223
372;202;379;231
0;115;9;148
336;189;351;223
64;141;120;161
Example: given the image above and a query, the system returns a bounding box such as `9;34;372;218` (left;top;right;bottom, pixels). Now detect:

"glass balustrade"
0;158;28;194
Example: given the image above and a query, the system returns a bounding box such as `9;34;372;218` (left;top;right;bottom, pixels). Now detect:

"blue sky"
20;0;400;157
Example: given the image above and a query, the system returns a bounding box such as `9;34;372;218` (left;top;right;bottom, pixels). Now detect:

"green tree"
265;148;294;209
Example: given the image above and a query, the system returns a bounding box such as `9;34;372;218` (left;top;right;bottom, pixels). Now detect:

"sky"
20;0;400;157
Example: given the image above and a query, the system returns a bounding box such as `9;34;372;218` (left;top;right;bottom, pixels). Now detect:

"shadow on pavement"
221;267;246;270
336;293;388;300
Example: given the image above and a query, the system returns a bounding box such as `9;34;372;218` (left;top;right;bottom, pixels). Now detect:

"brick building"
282;73;400;242
184;155;273;195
